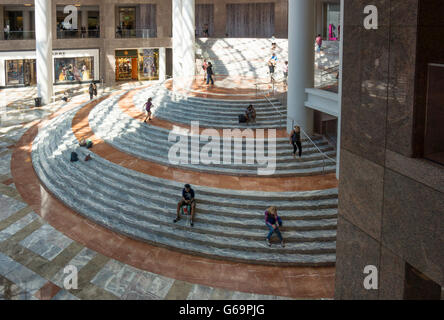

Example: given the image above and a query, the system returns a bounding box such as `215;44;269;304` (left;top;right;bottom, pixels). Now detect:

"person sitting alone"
245;104;256;123
143;98;153;123
265;206;285;247
174;184;196;226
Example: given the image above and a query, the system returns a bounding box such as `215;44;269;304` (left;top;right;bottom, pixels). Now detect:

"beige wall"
0;0;289;84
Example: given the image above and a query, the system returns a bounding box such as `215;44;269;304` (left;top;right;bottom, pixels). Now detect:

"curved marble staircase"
31;82;338;266
88;87;336;176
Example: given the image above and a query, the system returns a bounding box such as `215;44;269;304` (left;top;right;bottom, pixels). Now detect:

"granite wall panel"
382;169;444;287
335;217;380;300
338;149;384;240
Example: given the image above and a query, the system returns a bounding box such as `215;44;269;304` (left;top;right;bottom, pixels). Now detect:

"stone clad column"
182;0;195;78
81;9;89;37
23;10;31;39
35;0;54;105
159;47;166;81
172;0;195;80
287;0;315;134
172;0;183;79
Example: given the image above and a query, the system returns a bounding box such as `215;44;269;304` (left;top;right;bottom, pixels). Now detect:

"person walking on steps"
202;59;208;82
265;206;285;247
206;62;214;86
316;34;323;52
143;98;153;122
289;125;302;158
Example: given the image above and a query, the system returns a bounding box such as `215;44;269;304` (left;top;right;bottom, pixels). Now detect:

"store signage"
115;50;138;58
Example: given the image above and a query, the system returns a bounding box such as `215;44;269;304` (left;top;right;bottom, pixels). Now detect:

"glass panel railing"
57;29;100;39
1;31;35;40
115;28;157;39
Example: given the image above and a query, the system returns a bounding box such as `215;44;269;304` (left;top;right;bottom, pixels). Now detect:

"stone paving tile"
164;280;193;300
0;194;27;222
187;284;215;300
19;224;74;261
129;271;175;300
0;153;12;176
51;247;97;288
0;206;34;231
31;241;84;280
51;289;80;300
209;288;234;300
0;212;39;242
0;253;48;295
90;259;140;298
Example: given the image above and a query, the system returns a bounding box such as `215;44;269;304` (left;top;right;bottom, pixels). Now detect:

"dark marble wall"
336;0;444;299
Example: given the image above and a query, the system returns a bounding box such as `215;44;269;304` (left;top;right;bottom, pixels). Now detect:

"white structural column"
287;0;315;134
172;0;183;79
172;0;195;80
159;47;166;81
181;0;196;78
35;0;53;105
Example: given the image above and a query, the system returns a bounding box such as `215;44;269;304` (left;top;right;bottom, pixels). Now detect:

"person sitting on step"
245;104;256;123
265;206;285;247
174;184;196;226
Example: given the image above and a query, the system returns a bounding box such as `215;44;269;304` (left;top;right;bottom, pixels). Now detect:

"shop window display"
5;59;36;86
55;57;94;83
138;49;159;81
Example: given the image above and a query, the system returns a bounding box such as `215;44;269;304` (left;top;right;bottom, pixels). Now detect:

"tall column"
182;0;195;78
81;10;89;37
35;0;53;105
0;6;4;40
336;0;344;179
287;0;315;134
159;47;166;81
23;10;31;39
172;0;183;79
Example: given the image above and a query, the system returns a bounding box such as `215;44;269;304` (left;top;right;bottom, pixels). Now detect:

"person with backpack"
174;184;196;227
265;206;285;247
88;83;94;100
202;59;208;82
92;83;98;98
143;98;153;123
206;62;214;85
316;34;323;52
289;125;302;158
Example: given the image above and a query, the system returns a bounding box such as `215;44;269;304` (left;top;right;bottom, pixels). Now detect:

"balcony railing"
57;29;100;39
1;31;35;40
115;28;157;39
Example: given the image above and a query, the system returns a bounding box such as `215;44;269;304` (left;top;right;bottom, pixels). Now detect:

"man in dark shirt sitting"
174;184;196;226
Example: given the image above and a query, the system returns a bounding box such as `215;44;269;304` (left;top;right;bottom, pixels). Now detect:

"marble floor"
0;82;335;300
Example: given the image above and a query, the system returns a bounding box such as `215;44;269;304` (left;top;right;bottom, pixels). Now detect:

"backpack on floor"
239;114;247;123
70;152;79;162
86;140;93;149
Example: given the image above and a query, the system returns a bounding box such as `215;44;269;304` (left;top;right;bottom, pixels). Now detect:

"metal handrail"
289;117;336;174
259;94;337;175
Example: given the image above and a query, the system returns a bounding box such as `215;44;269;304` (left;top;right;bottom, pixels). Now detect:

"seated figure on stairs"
245;104;256;123
174;184;196;227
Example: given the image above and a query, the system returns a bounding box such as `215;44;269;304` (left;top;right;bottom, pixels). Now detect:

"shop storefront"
115;49;159;81
5;59;36;86
0;49;99;87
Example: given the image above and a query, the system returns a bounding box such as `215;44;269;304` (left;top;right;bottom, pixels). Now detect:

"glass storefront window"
138;49;159;81
117;7;136;37
54;57;94;83
5;59;36;86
